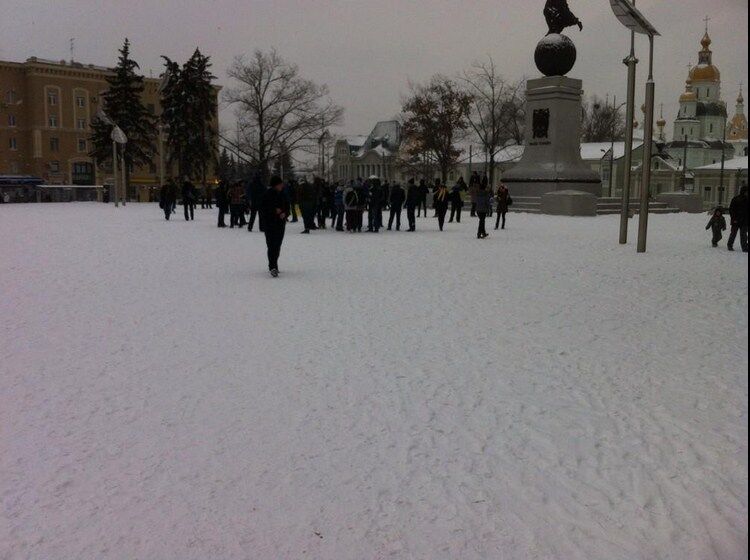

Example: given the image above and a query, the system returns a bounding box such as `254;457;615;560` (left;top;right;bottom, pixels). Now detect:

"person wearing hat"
728;184;749;252
260;176;289;277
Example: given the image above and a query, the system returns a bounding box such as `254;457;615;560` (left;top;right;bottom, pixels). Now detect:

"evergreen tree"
90;39;156;193
160;49;217;182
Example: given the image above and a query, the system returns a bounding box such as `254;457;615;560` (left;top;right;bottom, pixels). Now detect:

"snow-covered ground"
1;203;747;560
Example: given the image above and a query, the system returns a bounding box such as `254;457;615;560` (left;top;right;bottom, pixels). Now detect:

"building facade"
333;121;401;183
0;56;219;199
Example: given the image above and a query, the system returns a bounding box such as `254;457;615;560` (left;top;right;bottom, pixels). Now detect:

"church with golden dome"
664;29;736;169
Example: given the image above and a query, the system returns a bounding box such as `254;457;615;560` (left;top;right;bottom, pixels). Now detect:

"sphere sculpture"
534;34;577;76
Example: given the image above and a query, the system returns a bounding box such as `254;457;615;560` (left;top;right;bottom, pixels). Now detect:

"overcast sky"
1;0;747;138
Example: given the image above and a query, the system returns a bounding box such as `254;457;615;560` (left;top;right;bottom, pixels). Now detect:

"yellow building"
0;56;219;199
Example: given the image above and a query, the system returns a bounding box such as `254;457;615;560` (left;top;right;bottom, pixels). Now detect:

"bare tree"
401;75;473;183
461;57;525;186
582;95;626;143
223;49;344;181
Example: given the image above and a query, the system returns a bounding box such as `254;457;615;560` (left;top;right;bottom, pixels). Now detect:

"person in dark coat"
727;184;748;252
181;180;196;221
344;181;359;232
475;183;491;239
316;179;330;230
286;180;299;222
495;183;510;230
247;173;266;232
416;179;430;217
706;207;727;247
159;181;176;220
469;172;480;217
228;181;245;228
388;182;405;231
299;178;319;234
367;180;384;232
405;179;420;232
433;182;450;231
354;179;367;232
260;175;289;277
215;181;229;227
333;183;345;231
449;177;467;223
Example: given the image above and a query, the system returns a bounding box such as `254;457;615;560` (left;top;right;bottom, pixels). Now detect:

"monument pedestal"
502;76;601;200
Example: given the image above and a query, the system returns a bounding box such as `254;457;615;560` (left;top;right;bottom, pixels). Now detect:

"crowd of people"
159;172;748;277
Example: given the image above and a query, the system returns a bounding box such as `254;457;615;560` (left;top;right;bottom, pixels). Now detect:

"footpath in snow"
0;203;747;560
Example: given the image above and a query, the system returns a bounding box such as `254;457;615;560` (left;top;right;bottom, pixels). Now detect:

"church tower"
728;87;748;141
666;25;734;169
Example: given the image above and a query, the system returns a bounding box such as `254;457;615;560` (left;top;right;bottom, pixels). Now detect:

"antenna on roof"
70;38;75;63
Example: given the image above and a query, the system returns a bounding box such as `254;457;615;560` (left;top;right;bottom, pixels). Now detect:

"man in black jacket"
388;183;405;231
215;181;229;227
405;179;419;232
261;176;289;277
727;184;748;252
181;180;196;221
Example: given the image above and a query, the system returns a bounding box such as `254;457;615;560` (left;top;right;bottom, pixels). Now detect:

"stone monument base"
502;76;601;199
540;190;597;216
655;192;704;213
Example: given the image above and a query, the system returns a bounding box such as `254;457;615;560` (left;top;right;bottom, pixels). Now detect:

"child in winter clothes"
706;207;727;247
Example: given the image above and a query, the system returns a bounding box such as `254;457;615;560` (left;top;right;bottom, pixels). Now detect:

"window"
709;123;713;133
77;118;86;130
76;96;86;108
9;137;18;150
50;137;60;152
77;139;87;153
50;161;60;173
48;92;58;105
48;115;58;128
6;90;16;104
8;114;16;127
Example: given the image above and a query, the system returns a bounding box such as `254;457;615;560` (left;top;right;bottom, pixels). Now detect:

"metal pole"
637;35;656;253
609;95;616;197
718;122;726;205
121;145;127;206
619;28;638;244
112;140;118;207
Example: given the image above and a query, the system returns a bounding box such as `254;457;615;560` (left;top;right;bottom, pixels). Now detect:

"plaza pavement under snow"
1;203;747;560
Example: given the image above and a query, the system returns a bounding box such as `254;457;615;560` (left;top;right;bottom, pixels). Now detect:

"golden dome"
701;32;711;50
689;64;720;82
657;117;667;127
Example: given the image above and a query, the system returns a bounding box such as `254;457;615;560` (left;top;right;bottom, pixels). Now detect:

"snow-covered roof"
693;156;748;171
580;141;644;161
345;135;367;148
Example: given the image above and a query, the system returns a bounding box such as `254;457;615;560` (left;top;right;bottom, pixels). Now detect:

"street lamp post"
609;0;659;252
636;35;656;253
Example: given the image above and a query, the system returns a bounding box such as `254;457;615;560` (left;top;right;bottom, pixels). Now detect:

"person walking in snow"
495;183;511;230
449;177;467;223
405;179;420;232
433;181;450;231
727;184;748;252
247;173;266;232
228;181;245;228
299;178;319;234
468;171;480;217
333;183;345;231
415;179;428;217
344;181;359;232
215;181;229;228
706;207;727;248
260;175;289;277
367;180;384;232
388;182;405;231
159;181;176;220
181;179;196;221
475;182;491;239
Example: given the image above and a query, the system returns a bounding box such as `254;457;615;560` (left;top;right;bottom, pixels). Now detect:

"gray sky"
1;0;747;138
